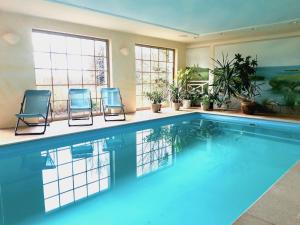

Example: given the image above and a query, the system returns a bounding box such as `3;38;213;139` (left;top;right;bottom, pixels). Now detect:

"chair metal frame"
15;90;53;135
101;88;126;122
67;89;94;126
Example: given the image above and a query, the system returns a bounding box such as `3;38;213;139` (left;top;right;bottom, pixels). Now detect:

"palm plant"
211;53;261;110
211;54;236;107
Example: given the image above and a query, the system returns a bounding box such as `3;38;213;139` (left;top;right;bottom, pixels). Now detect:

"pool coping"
1;108;300;147
233;161;300;225
0;110;198;147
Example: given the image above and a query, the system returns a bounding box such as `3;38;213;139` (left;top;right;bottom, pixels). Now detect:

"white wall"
0;11;186;128
215;37;300;67
186;47;210;68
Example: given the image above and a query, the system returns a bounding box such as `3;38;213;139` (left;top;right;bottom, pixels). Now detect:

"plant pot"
172;102;181;111
202;103;210;111
151;103;161;113
241;101;256;114
192;100;202;107
182;99;191;109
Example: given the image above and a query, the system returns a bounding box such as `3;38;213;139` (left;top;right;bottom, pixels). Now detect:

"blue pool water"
0;113;300;225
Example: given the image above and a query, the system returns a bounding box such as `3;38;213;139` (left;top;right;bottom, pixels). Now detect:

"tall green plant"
169;84;181;103
211;53;260;106
233;53;259;101
211;54;237;106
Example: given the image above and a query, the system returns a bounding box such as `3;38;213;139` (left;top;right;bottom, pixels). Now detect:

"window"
135;45;175;109
32;30;109;119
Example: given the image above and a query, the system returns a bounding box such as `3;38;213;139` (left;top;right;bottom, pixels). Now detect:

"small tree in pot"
177;68;193;109
201;94;214;111
233;54;259;114
211;54;261;114
145;78;168;113
169;83;181;111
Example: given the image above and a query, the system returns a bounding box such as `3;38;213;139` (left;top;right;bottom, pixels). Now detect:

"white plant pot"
202;103;210;111
172;102;181;111
182;99;191;109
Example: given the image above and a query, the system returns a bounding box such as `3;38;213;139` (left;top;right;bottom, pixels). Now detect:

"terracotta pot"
182;99;191;109
202;103;210;111
172;102;181;111
241;101;256;114
151;103;161;113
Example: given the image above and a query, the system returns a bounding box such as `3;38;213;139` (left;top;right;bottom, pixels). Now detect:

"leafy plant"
233;53;259;101
190;87;203;106
145;78;169;104
169;84;181;103
211;53;261;106
176;68;193;100
201;94;212;105
145;91;164;104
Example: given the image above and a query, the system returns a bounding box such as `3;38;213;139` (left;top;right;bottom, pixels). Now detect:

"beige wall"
0;11;186;128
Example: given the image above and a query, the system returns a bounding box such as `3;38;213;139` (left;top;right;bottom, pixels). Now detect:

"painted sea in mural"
255;65;300;107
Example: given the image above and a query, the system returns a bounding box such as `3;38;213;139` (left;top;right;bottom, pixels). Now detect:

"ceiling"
48;0;300;35
0;0;300;43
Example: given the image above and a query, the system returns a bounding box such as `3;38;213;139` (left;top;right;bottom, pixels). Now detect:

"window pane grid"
135;45;175;109
42;140;111;212
32;30;110;119
136;128;173;177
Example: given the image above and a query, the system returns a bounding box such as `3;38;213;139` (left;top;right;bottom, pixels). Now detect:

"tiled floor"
0;108;198;146
0;107;300;225
234;162;300;225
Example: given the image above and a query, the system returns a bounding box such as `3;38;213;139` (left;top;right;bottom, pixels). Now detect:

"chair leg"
90;108;94;125
15;118;21;135
103;106;107;121
122;107;126;121
68;110;93;126
15;117;48;135
42;117;48;134
68;111;71;127
103;107;126;121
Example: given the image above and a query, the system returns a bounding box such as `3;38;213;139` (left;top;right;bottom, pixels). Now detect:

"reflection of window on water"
136;129;173;177
41;140;111;212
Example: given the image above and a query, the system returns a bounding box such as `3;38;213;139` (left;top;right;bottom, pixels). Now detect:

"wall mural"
186;66;209;81
256;66;300;112
214;37;300;114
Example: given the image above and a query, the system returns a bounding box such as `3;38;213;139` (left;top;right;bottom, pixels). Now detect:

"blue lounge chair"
68;88;93;126
101;88;126;121
15;90;52;135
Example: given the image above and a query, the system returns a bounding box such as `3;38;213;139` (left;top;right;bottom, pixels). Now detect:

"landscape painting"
255;65;300;110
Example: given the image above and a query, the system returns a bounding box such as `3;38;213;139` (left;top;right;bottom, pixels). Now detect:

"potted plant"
145;91;164;113
190;86;203;107
233;54;259;114
211;53;260;114
177;68;193;109
201;94;212;111
145;78;168;113
169;83;181;111
181;89;192;109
